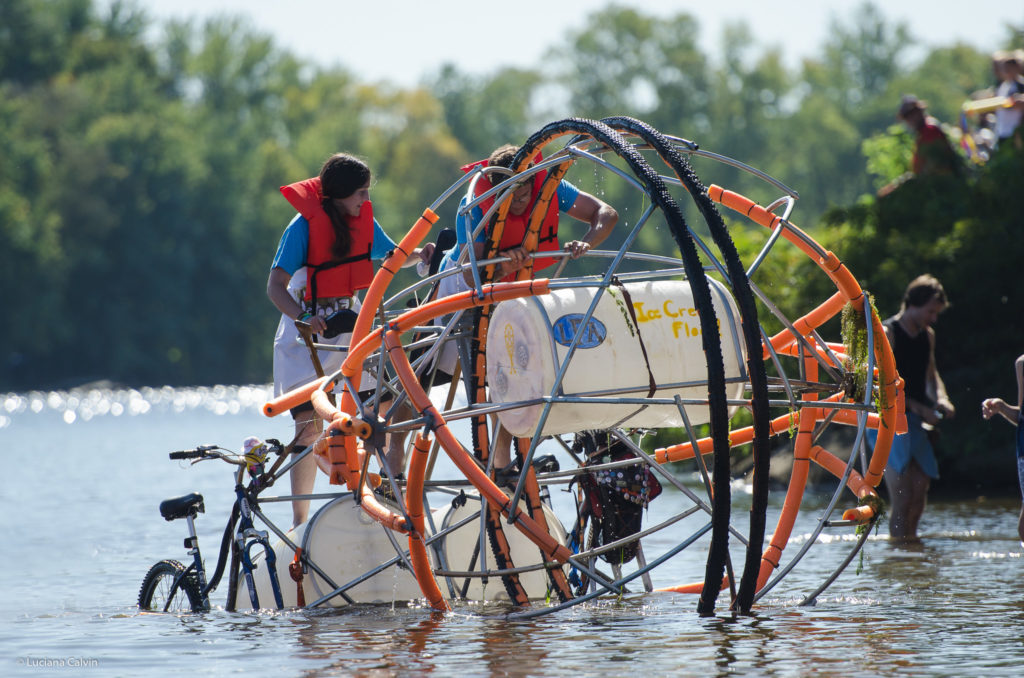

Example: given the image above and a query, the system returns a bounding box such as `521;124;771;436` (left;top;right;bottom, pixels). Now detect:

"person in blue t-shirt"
438;144;618;284
434;144;618;477
268;153;432;527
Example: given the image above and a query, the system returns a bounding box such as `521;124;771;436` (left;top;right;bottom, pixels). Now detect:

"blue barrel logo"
551;314;607;348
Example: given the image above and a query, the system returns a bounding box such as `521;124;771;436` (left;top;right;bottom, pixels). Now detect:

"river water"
2;384;1023;677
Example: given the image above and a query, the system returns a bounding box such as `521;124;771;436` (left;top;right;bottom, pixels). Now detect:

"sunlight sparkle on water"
1;384;274;426
970;550;1021;559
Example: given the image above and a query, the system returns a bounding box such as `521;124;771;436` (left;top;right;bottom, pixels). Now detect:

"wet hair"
319;153;371;259
487;144;519;169
902;274;948;310
488;144;535;197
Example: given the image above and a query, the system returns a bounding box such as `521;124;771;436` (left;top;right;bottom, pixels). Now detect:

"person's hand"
297;313;326;335
564;240;591;259
499;247;529;276
936;397;956;420
877;172;912;197
981;397;1004;420
921;407;943;427
504;246;528;266
412;242;436;276
418;242;435;265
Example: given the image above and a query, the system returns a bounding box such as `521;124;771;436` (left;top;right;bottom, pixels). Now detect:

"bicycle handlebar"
168;444;219;460
168;439;285;463
168;445;242;464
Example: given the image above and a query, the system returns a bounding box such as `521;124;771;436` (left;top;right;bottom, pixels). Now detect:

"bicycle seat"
159;492;205;521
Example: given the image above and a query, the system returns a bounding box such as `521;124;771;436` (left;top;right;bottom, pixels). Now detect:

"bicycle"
137;440;287;613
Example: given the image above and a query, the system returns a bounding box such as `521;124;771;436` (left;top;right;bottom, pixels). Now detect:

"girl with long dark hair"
267;153;431;527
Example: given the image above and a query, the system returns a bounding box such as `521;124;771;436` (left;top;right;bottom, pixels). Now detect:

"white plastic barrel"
234;493;566;608
438;493;567;601
486;279;747;437
234;497;430;609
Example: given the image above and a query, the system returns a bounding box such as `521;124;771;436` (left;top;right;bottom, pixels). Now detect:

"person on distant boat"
878;96;963;196
267;153;431;527
991;50;1024;151
981;353;1024;544
873;274;956;542
898;95;962;178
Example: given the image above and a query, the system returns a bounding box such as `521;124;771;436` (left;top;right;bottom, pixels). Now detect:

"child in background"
982;354;1024;545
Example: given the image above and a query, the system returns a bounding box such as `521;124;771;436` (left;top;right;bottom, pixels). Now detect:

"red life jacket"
462;159;561;273
279;177;375;302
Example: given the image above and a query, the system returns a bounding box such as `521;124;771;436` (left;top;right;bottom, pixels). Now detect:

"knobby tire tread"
601;116;772;614
138;559;204;613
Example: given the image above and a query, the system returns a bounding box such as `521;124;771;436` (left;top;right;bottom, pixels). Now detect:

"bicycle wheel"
138;559;204;613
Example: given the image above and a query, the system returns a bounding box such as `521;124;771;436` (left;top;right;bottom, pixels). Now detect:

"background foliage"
2;0;1022;490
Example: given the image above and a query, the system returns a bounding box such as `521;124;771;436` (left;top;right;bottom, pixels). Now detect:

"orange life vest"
462;159;561;272
279;177;375;302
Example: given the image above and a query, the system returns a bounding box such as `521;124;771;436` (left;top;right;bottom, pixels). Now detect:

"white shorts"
272;296;377;398
426;260;474;377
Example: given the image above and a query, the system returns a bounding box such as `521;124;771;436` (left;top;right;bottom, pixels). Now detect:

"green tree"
0;0;90;86
804;2;910;117
551;5;709;130
429;64;545;161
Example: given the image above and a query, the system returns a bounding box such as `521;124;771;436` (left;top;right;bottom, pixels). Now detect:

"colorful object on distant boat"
962;95;1013;115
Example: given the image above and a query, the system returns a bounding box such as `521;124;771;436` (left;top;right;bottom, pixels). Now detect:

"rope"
612;277;657;398
289;547;306;607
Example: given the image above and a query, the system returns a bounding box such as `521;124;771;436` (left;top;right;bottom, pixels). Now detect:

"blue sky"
127;0;1022;86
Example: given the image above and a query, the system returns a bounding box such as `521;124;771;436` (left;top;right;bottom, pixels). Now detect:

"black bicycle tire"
515;117;732;615
600;116;772;615
137;559;204;613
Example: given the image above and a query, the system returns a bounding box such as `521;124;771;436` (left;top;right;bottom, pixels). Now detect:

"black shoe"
493;462;521;489
374;473;404;505
532;454;559;474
